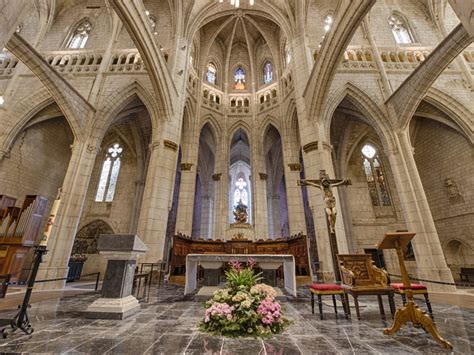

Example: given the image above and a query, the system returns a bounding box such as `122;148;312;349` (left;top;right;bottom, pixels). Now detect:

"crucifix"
298;170;351;280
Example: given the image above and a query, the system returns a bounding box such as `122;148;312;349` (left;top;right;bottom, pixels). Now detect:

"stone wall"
413;118;474;280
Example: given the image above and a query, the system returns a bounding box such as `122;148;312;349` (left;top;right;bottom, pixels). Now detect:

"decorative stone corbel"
288;163;301;171
212;173;222;181
86;144;101;155
149;141;160;151
0;149;10;160
259;173;268;180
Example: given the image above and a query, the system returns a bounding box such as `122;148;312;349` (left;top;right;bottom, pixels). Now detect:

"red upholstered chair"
309;283;348;320
391;283;433;318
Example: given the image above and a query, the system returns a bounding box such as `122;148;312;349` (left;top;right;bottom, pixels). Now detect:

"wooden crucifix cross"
298;170;351;234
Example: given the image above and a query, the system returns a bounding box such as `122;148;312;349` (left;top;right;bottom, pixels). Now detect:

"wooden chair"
337;254;395;320
309;283;349;320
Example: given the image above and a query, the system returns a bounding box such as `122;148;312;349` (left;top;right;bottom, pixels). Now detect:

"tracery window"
234;67;245;90
388;14;413;44
233;177;249;207
263;61;273;84
361;144;391;206
95;143;123;202
67;19;92;49
207;62;217;84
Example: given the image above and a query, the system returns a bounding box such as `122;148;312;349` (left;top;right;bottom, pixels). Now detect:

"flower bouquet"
199;259;291;337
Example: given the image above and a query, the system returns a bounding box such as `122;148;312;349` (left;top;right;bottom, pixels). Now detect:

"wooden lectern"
377;232;452;350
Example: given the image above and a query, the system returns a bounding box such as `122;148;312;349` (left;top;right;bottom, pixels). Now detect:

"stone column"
299;125;350;281
175;163;197;236
253;171;268;240
37;139;100;289
386;130;455;291
284;165;307;236
137;138;179;263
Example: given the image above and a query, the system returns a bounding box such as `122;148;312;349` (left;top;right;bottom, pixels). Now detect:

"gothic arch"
324;83;396;151
72;219;114;255
421;89;474;143
94;81;159;144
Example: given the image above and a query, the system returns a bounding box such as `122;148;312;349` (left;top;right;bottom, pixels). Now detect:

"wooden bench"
0;274;11;298
460;268;474;282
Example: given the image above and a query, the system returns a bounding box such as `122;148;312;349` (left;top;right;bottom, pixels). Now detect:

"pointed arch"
324;83;395;151
421;88;474;143
94;81;159;143
0;92;72;157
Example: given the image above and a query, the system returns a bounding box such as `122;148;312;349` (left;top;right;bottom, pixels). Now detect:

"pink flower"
247;258;257;269
229;260;241;272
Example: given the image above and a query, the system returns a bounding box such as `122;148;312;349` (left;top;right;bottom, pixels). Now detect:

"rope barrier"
388;273;474;288
0;272;101;287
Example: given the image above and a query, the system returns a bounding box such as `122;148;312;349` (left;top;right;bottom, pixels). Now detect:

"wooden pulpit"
377;232;452;349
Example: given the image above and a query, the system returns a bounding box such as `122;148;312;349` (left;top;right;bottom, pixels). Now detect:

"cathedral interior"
0;0;473;353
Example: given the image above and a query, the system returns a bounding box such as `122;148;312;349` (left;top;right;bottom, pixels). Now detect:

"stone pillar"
212;172;225;239
175;163;197;236
386;130;455;291
284;165;307;236
253;172;269;240
37;140;100;289
137;138;179;263
299;127;350;281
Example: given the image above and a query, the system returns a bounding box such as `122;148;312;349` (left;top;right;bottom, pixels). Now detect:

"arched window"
263;61;273;84
361;144;391;206
324;14;333;33
67;19;92;49
207;63;217;84
145;10;158;35
388;14;413;44
285;46;291;65
95;143;123;202
234;67;246;90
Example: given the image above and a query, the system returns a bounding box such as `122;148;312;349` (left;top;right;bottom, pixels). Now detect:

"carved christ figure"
298;170;351;233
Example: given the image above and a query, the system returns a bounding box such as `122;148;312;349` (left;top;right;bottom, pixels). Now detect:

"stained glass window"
95;143;123;202
263;61;273;84
67;19;92;49
234;67;245;90
388;14;413;44
207;63;217;84
233;177;249;206
361;144;391;206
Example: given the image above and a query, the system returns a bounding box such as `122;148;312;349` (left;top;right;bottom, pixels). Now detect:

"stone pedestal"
85;234;148;319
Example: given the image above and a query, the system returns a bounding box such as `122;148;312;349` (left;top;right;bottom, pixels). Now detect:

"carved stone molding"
163;139;178;151
302;141;318;153
212;173;222;181
259;173;268;180
288;163;301;171
321;142;333;151
0;149;10;160
86;144;100;155
180;163;193;171
149;141;160;151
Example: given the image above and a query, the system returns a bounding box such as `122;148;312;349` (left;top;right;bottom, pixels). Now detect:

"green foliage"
225;267;262;289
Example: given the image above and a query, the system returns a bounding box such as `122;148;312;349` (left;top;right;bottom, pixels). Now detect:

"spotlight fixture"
218;0;255;8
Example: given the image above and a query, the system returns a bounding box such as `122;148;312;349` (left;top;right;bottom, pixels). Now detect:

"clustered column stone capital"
259;172;268;180
149;141;160;151
180;163;193;171
212;173;222;181
302;141;318;153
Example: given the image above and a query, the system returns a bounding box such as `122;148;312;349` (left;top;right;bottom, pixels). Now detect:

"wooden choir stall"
169;233;312;286
0;195;48;281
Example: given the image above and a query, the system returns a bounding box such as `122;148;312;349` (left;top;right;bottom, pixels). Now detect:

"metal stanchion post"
2;245;47;338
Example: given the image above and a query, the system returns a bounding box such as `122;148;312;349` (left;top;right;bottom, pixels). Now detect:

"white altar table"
184;254;297;297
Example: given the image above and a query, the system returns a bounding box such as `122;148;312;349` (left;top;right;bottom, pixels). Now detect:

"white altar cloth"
184;254;297;297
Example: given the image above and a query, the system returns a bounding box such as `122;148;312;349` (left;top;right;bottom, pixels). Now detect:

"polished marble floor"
0;284;473;354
